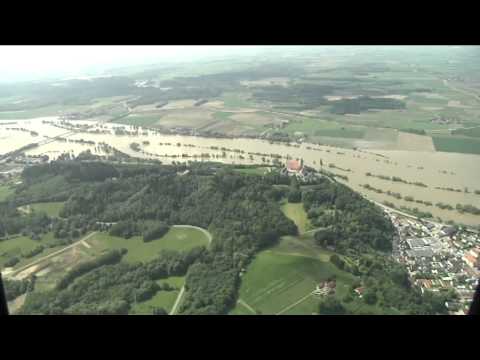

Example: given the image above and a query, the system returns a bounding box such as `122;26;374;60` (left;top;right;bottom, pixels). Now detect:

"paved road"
3;232;98;280
169;225;212;315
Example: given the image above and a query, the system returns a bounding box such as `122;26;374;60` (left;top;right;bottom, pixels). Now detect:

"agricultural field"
452;126;480;138
432;135;480;155
88;226;210;264
232;249;355;315
114;114;161;127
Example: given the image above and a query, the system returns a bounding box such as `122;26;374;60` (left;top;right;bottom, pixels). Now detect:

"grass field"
452;126;480;138
280;202;311;234
432;135;480;155
130;276;185;314
271;234;333;261
234;251;356;315
0;232;59;269
0;185;14;202
29;202;65;217
212;111;234;121
233;166;270;176
114;114;161;127
221;93;252;108
89;226;210;264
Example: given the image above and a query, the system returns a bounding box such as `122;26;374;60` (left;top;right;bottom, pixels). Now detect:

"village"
385;208;480;315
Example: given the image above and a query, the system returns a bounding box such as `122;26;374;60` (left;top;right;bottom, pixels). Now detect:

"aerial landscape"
0;45;479;315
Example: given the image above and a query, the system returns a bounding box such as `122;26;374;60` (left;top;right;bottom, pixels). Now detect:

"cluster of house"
387;210;480;315
312;280;336;297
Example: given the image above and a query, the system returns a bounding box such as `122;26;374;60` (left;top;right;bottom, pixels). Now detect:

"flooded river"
1;117;479;226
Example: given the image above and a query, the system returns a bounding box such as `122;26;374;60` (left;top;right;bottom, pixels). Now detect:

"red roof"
287;159;302;171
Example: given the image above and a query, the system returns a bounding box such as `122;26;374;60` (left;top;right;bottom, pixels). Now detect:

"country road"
169;225;213;315
2;231;98;280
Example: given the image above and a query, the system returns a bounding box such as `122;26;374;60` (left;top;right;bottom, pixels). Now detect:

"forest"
2;159;447;314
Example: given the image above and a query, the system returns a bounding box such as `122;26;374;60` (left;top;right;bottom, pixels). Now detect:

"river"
1;117;479;226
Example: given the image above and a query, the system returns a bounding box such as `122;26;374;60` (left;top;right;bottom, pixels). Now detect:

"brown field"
155;109;215;128
199;100;225;109
161;99;198;110
230;112;274;126
395;132;435;152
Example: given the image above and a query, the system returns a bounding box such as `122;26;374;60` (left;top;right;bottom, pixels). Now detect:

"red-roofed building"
284;159;305;177
287;159;303;171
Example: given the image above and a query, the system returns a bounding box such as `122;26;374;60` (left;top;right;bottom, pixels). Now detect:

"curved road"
169;225;212;315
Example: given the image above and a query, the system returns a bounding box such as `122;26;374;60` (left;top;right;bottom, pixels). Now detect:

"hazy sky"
0;46;264;83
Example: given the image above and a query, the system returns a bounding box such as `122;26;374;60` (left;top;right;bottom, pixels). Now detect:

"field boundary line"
237;298;256;314
276;292;313;315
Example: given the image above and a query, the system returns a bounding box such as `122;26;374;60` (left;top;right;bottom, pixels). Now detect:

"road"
3;231;97;280
169;225;213;315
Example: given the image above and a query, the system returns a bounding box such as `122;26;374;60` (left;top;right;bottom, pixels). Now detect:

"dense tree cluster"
143;222;170;242
303;179;394;252
19;247;205;315
330;253;451;314
3;278;34;301
56;249;127;290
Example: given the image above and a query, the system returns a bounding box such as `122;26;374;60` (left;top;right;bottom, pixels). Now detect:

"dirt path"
172;225;213;244
276;293;313;315
7;293;27;314
4;232;98;280
169;286;185;315
237;298;256;314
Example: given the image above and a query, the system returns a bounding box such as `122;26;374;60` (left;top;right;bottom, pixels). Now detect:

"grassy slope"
89;227;209;264
29;202;65;217
0;232;59;268
235;251;355;315
280;202;311;234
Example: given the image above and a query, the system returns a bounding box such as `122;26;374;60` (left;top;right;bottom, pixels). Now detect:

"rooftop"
286;159;303;171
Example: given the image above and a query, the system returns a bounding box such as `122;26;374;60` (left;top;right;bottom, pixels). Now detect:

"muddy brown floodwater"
1;117;479;226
